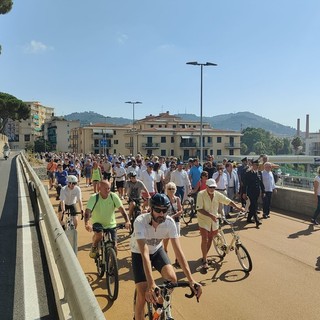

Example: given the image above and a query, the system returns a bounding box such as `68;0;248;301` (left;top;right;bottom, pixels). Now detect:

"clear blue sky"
1;0;319;132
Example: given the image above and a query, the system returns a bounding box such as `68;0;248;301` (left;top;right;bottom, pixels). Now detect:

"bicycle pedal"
230;246;234;251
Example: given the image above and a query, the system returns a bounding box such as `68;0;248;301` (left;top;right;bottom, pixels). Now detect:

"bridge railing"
19;151;105;320
277;174;314;191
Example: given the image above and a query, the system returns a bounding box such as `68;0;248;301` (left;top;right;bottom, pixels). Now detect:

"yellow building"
70;111;242;160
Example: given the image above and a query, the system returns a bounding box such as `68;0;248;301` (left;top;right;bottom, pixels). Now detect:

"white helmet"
67;175;78;183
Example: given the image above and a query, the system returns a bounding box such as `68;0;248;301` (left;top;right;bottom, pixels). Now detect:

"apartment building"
305;131;320;156
70;111;242;160
6;101;54;150
43;117;80;152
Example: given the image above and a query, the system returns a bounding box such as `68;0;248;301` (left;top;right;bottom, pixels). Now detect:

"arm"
118;205;131;230
84;208;93;232
314;180;319;202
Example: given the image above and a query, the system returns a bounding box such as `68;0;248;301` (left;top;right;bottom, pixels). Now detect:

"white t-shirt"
130;213;178;254
139;169;156;192
59;185;82;205
315;175;320;196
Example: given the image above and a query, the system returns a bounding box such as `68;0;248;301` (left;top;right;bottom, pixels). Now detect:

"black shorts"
58;204;77;216
92;223;117;242
132;246;171;284
116;180;124;189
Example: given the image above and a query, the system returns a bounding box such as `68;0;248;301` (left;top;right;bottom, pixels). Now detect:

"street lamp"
186;61;217;165
125;101;142;155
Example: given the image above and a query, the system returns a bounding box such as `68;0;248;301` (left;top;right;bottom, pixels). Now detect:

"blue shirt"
189;165;203;188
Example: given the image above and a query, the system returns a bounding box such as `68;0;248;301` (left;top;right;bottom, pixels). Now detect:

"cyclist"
84;179;130;258
131;193;202;320
125;171;150;219
58;175;84;229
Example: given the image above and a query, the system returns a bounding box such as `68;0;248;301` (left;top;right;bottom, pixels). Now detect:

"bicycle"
95;223;126;301
212;211;253;273
129;197;143;234
61;208;83;255
133;281;199;320
181;193;197;225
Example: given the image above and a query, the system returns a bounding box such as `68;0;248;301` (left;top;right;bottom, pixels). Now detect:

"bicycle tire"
96;242;105;277
235;244;253;272
182;199;193;225
106;247;119;301
133;289;153;320
130;209;141;235
213;233;227;257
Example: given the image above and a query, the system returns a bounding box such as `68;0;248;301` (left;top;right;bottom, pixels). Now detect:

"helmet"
128;171;137;178
149;193;170;208
67;175;78;183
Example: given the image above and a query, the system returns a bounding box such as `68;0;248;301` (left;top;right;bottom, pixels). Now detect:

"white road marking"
17;160;41;319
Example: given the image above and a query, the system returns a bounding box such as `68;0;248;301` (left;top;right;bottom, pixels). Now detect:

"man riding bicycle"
58;175;84;229
130;193;202;320
84;179;130;258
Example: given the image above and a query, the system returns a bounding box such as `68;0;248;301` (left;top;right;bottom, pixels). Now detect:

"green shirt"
86;192;122;228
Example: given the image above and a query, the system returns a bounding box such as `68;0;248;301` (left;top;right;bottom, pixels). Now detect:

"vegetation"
241;127;293;155
0;92;30;134
0;0;13;55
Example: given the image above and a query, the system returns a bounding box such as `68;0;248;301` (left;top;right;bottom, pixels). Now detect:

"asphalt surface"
47;179;320;320
0;153;57;320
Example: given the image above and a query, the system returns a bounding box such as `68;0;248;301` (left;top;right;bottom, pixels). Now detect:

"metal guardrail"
19;151;105;320
277;174;314;191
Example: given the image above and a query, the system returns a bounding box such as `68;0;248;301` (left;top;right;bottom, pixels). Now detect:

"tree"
291;136;303;155
0;0;12;14
0;92;30;134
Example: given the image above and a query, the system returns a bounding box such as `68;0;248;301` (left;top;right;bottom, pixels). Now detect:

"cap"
252;159;259;164
70;163;75;167
206;178;217;188
241;157;248;162
177;161;184;165
128;171;137;178
147;161;154;167
116;160;120;164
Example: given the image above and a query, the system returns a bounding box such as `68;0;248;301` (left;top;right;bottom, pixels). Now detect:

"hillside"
64;111;297;137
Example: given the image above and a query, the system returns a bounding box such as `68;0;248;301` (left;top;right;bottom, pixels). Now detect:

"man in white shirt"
139;162;157;210
212;163;228;218
170;161;191;201
261;162;277;218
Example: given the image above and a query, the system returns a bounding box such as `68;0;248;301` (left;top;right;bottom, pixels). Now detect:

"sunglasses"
68;182;77;185
153;207;168;214
208;186;216;189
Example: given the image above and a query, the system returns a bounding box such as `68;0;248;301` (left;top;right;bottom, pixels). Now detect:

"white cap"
206;178;217;188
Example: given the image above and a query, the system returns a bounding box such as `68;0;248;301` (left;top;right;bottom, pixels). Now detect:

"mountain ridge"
63;111;297;137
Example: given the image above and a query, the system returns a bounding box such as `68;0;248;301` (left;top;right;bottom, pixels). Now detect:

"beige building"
43;117;81;152
70;111;242;160
6;101;54;150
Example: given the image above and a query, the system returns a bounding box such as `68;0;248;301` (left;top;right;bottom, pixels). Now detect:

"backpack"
91;192;116;213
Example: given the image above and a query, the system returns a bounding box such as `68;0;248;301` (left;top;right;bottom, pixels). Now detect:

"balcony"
225;143;241;149
180;142;198;148
125;143;133;149
141;142;160;149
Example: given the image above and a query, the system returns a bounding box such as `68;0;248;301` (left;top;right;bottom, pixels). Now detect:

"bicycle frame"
213;212;253;272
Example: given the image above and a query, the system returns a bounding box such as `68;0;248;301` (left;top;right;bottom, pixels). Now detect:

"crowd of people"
43;151;294;318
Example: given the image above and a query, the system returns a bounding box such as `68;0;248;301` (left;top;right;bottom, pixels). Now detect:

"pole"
200;65;203;165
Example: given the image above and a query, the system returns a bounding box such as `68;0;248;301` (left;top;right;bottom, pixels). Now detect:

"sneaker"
311;218;319;225
89;246;98;259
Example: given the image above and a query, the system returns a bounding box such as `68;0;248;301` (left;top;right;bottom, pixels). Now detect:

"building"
305;131;320;156
43;117;81;152
6;101;54;150
71;111;242;160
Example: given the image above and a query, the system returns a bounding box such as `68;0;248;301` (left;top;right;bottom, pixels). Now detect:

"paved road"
47;179;320;320
0;154;57;320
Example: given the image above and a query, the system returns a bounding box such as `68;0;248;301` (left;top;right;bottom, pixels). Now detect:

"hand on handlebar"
189;282;202;302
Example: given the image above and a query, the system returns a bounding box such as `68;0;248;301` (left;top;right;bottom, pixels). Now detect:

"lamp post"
125;101;142;155
186;61;217;165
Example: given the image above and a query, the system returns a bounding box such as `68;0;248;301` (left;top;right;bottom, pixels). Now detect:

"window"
217;149;222;155
161;137;166;143
173;125;176;128
208;137;212;143
217;137;222;143
113;130;116;135
15;134;19;141
171;137;174;143
229;149;234;155
159;125;162;128
170;149;174;156
114;140;118;145
150;124;154;128
161;150;166;156
24;134;30;141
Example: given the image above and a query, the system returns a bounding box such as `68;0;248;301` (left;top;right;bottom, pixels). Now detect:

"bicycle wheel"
213;233;227;257
96;242;105;277
106;247;119;301
133;289;153;320
235;244;252;272
182;199;193;225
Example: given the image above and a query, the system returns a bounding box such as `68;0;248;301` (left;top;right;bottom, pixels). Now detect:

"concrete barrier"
19;151;105;320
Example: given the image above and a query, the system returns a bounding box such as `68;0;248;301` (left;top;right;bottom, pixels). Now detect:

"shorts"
92;223;117;242
132;246;171;283
47;171;54;179
116;181;124;189
103;172;111;180
58;203;77;216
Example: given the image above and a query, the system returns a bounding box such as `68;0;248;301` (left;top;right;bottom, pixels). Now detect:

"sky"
0;0;320;132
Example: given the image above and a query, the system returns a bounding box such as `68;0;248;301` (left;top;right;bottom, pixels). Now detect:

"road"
0;153;57;320
47;179;320;320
